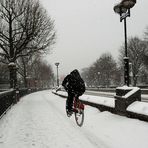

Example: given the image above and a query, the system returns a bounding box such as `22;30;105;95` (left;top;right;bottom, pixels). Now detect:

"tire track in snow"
42;91;110;148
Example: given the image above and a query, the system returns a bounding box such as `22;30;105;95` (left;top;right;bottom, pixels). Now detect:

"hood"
70;69;80;78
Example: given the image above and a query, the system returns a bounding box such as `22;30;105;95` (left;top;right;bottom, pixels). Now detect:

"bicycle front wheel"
75;109;84;127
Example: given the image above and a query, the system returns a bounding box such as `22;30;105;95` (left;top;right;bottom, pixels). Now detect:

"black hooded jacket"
62;69;85;95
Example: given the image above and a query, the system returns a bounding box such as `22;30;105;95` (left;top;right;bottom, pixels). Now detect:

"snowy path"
0;90;148;148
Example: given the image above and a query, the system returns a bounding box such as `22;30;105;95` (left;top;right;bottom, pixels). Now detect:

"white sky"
40;0;148;76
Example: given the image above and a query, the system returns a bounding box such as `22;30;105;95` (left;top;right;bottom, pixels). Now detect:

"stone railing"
53;88;148;122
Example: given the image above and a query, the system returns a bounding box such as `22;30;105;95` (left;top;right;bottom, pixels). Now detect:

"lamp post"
129;62;133;85
55;62;60;87
97;72;100;87
8;62;18;88
113;0;136;86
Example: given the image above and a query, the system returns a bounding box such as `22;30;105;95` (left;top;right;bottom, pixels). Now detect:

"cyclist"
62;69;85;116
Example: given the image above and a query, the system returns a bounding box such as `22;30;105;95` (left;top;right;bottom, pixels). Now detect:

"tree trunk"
133;76;137;86
8;64;17;88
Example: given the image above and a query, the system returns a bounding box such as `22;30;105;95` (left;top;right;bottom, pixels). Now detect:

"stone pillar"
114;86;141;114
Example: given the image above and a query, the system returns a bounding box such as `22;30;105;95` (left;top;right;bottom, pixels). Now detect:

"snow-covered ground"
0;90;148;148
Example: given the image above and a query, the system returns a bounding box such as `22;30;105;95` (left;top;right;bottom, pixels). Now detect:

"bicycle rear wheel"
75;109;84;127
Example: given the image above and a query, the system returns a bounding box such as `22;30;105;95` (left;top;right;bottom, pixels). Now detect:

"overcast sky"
40;0;148;76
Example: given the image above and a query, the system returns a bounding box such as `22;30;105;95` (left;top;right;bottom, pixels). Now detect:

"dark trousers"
67;92;75;110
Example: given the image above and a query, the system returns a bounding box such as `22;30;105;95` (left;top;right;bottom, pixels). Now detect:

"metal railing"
0;89;15;116
0;87;47;118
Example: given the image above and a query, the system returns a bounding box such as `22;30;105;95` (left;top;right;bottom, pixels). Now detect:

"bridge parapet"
115;86;141;114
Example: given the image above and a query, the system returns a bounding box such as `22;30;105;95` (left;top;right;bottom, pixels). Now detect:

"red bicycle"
66;96;85;127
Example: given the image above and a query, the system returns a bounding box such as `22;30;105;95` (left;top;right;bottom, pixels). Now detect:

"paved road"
85;90;148;102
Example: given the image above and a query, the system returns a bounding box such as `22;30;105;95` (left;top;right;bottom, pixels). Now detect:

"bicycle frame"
73;97;85;111
66;96;85;127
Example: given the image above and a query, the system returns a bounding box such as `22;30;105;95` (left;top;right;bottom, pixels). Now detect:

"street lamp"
55;62;60;87
120;0;136;9
113;0;136;86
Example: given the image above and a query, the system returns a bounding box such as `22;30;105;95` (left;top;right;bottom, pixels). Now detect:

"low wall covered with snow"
127;101;148;121
52;90;148;122
52;90;115;113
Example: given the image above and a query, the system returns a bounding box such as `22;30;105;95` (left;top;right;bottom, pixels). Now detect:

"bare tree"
0;0;56;87
17;54;33;87
17;54;54;88
94;53;119;87
119;37;147;86
81;67;94;87
81;53;120;87
28;58;54;88
81;66;97;87
144;26;148;41
143;26;148;65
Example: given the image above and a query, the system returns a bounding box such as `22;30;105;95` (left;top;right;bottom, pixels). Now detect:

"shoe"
67;109;73;117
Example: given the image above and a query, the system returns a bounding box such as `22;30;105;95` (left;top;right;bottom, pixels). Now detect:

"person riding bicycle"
62;69;85;115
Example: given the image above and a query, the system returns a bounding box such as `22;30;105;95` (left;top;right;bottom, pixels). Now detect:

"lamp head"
114;3;127;15
121;0;136;9
55;62;60;66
